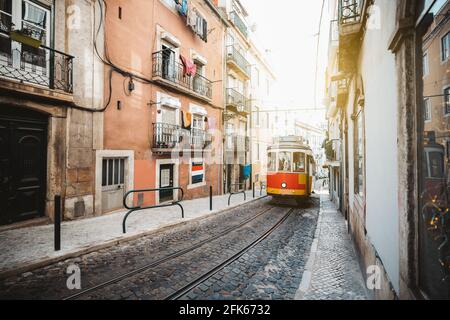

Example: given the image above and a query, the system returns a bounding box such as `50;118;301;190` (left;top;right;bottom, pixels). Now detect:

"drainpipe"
49;0;56;90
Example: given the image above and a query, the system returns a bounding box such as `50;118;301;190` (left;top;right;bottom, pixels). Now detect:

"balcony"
226;45;250;79
229;11;248;38
152;123;211;153
331;74;349;108
152;51;212;101
337;0;368;73
226;88;250;115
0;33;74;94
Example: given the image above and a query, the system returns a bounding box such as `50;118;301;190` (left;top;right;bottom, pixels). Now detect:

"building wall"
102;0;225;210
358;0;400;293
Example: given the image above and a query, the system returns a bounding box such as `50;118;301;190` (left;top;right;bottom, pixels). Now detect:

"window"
423;53;429;77
254;67;260;86
254;106;260;127
0;0;49;71
424;98;432;121
354;110;364;196
102;158;125;187
278;151;291;172
192;114;204;130
161;0;176;10
161;105;177;125
293;152;305;173
428;151;444;178
256;143;260;161
191;161;205;185
445;87;450;114
442;31;450;61
268;152;276;172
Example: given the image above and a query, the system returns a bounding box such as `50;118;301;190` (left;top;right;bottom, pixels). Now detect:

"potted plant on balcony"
9;27;42;48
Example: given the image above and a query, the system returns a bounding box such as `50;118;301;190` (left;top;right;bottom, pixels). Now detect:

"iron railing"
226;45;250;77
0;33;74;93
339;0;364;25
226;88;250;114
230;11;248;38
152;123;209;150
152;51;212;99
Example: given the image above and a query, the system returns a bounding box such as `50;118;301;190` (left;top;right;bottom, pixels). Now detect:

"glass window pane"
114;159;119;184
268;152;276;172
120;159;125;184
108;159;113;186
293;152;305;172
278;152;291;172
102;159;107;186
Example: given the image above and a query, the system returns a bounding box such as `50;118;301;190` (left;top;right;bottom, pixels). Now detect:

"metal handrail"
0;30;74;93
226;45;250;76
152;51;212;99
122;187;185;233
230;11;248;38
228;183;246;206
339;0;364;25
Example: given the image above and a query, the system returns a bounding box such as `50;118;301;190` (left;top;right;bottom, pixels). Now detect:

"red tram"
267;136;316;202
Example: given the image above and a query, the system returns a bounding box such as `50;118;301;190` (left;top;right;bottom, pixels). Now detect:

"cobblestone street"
0;194;369;300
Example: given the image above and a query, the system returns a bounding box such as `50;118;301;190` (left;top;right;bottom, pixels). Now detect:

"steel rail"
63;197;270;300
164;208;294;300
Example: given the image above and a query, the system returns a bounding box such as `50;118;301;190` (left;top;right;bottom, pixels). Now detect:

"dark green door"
0;107;47;225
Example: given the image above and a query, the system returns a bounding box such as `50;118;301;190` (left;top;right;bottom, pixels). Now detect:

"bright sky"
241;0;329;127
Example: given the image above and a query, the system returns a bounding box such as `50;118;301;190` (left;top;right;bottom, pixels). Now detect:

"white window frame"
188;158;206;189
156;92;181;125
423;52;429;77
441;31;450;62
424;98;432;122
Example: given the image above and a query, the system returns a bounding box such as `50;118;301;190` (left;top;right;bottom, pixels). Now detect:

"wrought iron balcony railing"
152;123;210;150
226;45;250;77
339;0;364;25
226;88;250;114
0;33;74;93
230;11;248;38
152;51;212;100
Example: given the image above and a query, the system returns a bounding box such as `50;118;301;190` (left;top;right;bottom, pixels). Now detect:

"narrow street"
0;194;368;300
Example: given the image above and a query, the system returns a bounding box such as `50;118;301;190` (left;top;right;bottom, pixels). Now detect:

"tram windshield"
268;152;277;172
293;152;306;173
278;152;291;172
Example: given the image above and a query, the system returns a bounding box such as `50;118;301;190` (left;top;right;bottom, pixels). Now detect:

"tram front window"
268;152;277;172
293;152;305;173
278;152;291;172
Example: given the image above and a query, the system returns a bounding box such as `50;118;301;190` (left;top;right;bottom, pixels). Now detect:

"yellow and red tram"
267;136;316;201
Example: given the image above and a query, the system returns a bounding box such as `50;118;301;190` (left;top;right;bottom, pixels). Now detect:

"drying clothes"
182;111;192;130
242;165;251;180
180;55;197;77
176;0;188;16
187;7;198;29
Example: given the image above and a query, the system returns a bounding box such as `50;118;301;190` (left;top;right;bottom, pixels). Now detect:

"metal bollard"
54;195;61;251
210;185;213;211
253;182;255;198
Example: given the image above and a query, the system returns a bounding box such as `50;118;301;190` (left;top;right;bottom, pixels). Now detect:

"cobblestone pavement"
0;194;369;300
180;199;320;300
0;190;263;274
0;198;273;299
297;194;369;300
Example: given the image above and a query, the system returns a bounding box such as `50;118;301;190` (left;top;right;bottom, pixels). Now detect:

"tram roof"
268;136;313;152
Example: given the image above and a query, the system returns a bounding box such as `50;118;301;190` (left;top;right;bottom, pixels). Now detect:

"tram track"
63;201;276;300
163;208;293;300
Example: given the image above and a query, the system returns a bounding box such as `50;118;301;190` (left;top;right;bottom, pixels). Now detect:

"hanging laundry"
187;7;198;30
182;111;192;130
180;55;197;77
176;0;188;16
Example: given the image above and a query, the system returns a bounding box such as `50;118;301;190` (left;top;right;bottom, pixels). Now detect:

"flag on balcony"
180;55;197;77
192;162;204;184
175;0;188;16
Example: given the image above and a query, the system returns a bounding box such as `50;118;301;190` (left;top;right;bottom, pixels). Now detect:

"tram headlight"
281;182;287;189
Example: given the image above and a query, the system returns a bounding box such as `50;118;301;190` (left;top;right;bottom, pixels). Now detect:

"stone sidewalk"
295;192;369;300
0;190;265;278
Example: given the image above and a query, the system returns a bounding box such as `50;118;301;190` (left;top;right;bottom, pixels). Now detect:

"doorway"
0;106;48;225
159;163;174;203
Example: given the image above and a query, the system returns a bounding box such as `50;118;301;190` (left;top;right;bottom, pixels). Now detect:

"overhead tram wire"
313;0;326;110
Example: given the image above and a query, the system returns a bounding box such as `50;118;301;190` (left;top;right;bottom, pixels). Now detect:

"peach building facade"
99;0;226;212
